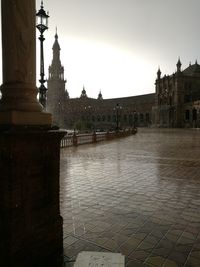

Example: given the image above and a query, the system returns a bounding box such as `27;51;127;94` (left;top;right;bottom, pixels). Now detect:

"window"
146;113;150;122
129;114;133;121
140;113;144;122
192;109;197;121
184;95;191;103
185;110;190;120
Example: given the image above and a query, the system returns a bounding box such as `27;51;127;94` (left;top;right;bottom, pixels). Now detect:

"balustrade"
60;128;136;148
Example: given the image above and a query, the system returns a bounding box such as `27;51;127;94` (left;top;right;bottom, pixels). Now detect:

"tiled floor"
60;128;200;267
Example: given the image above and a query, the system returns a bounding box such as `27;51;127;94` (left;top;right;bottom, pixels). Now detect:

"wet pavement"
60;128;200;267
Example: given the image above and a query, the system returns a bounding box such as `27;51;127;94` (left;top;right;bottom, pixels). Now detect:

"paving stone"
60;129;200;267
190;250;200;259
145;255;166;267
138;241;156;250
126;259;147;266
162;259;179;267
168;250;190;265
177;236;194;245
184;256;200;267
128;249;151;261
74;251;125;267
64;236;79;246
151;247;172;258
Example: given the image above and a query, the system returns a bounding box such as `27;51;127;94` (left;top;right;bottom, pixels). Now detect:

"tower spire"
176;57;182;72
48;30;63;80
80;85;87;98
55;26;58;38
47;32;68;125
157;66;161;79
98;90;103;100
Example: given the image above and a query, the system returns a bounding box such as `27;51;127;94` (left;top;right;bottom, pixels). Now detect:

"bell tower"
47;30;69;126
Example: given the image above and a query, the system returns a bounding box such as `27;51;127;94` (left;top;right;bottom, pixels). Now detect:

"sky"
1;1;200;99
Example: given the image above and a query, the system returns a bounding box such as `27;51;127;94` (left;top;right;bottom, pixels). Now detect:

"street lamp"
84;105;92;130
114;103;122;132
133;110;137;128
36;1;49;108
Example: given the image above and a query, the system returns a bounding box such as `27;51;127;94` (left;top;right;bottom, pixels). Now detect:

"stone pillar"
0;130;64;266
0;1;65;266
0;0;51;126
92;131;97;143
73;132;78;146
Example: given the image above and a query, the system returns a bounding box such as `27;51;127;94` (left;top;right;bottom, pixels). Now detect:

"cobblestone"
60;128;200;266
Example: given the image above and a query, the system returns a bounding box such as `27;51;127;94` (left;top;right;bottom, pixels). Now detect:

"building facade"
153;59;200;128
63;92;155;131
47;34;200;129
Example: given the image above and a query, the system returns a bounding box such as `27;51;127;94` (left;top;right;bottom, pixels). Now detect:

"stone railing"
60;128;137;148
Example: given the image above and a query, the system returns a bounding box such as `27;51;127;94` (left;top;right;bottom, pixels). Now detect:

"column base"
0;128;66;267
0;110;52;126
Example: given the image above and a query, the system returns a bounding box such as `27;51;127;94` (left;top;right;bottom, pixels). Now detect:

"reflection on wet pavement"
60;128;200;267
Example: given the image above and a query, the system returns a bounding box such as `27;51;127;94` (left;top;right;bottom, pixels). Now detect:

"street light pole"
114;103;122;132
133;110;137;129
84;105;92;130
36;1;49;109
116;105;119;131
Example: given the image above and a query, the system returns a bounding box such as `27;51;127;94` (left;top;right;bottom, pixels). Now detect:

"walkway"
60;128;200;267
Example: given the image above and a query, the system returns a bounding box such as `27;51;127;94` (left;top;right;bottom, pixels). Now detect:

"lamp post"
133;110;137;129
36;1;49;108
114;103;122;132
84;105;92;130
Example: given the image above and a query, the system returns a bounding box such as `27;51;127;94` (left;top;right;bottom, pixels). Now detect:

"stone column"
0;1;65;266
0;0;51;126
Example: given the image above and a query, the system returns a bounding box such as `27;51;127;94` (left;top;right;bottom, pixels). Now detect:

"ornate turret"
97;90;103;100
157;67;161;80
176;57;182;72
80;86;87;98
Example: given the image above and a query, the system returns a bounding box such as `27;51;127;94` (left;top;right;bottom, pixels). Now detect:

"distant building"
47;33;200;129
153;59;200;128
47;33;154;130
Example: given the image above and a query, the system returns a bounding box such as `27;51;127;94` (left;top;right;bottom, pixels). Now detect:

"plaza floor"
60;128;200;267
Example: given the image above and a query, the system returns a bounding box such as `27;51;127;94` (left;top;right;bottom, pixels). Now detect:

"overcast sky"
2;1;200;99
